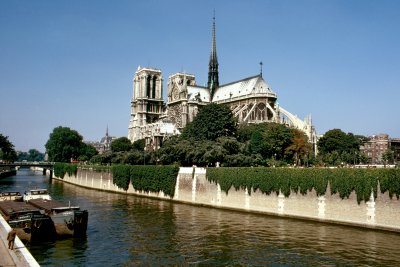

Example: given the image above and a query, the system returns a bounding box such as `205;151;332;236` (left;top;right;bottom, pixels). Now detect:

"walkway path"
0;215;40;267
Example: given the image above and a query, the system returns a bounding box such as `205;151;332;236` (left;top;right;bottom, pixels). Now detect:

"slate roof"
187;85;211;103
212;75;277;102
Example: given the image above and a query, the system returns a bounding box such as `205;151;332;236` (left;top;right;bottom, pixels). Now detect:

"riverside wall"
55;167;400;232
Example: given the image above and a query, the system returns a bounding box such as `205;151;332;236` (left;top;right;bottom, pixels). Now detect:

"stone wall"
55;167;400;232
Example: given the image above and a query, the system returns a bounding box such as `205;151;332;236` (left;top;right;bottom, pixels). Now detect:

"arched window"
152;76;157;98
146;76;151;97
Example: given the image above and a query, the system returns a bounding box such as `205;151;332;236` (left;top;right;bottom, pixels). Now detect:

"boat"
28;198;88;237
23;189;51;201
0;200;56;243
0;191;23;201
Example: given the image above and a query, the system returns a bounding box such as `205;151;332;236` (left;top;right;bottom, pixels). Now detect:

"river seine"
1;168;400;266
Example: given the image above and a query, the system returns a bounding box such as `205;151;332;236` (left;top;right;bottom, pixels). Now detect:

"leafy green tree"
0;134;17;162
317;129;367;165
17;152;29;161
382;149;395;165
237;122;294;161
318;129;362;155
260;123;294;160
27;149;45;161
111;137;132;153
217;136;240;155
358;152;369;164
125;150;145;165
249;130;265;155
181;103;237;141
132;139;145;151
45;126;85;162
78;143;98;161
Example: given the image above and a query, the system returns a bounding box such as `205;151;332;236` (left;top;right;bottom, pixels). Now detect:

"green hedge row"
112;165;179;197
207;167;400;204
54;163;78;178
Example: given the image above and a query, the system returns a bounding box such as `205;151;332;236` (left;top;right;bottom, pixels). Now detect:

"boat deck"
28;199;79;213
0;201;40;218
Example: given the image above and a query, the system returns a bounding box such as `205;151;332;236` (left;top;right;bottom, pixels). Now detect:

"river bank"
53;167;400;233
0;169;17;179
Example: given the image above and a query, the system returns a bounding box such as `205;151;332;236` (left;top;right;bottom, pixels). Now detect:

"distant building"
85;127;116;154
360;134;400;164
391;138;400;164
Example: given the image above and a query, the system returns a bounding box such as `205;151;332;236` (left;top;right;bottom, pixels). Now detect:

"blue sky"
1;0;399;152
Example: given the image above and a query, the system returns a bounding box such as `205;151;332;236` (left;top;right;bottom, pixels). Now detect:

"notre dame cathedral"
128;16;317;151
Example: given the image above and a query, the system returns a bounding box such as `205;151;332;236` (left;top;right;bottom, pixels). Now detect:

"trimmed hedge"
207;167;400;204
112;165;179;197
54;163;78;178
111;165;131;191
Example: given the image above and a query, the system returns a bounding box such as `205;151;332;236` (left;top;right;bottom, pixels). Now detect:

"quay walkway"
0;215;39;267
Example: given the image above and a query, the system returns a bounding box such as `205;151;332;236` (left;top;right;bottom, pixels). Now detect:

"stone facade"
128;67;170;150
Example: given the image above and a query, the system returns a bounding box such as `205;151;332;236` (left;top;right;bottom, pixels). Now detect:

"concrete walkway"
0;215;40;267
0;235;15;267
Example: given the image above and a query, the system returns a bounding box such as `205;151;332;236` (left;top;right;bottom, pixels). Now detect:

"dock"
0;213;39;267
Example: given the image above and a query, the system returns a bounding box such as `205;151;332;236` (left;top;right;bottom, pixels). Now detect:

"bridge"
0;161;54;169
0;162;54;177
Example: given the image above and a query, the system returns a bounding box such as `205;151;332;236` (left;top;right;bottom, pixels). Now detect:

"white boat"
23;189;52;202
0;191;23;201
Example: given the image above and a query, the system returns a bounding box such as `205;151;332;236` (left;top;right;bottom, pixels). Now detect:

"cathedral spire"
208;11;219;98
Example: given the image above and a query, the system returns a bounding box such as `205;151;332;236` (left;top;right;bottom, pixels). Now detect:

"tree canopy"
317;129;367;165
181;103;237;141
111;137;132;153
0;134;17;162
17;149;45;162
45;126;96;162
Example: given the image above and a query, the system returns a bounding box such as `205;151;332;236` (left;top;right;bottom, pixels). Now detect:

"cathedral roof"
187;85;211;103
212;75;277;102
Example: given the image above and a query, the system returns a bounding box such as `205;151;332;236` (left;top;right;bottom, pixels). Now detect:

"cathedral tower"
128;67;164;142
207;14;219;98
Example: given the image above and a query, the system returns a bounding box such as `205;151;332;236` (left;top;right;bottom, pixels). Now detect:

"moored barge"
0;200;56;242
28;198;88;237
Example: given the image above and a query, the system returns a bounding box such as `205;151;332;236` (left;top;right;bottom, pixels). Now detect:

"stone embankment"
55;167;400;232
0;214;40;266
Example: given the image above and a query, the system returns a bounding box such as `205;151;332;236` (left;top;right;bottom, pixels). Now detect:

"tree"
260;123;294;160
78;143;98;161
317;129;366;165
318;129;363;155
111;137;132;153
285;129;312;166
27;149;44;161
382;149;394;165
45;126;85;162
181;103;237;141
238;122;294;161
132;139;145;151
0;134;17;162
17;152;29;162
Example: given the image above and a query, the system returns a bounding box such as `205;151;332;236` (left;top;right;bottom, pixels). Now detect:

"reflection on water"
1;169;400;266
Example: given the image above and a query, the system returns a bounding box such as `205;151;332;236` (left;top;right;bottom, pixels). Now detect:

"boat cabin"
23;189;51;202
0;192;23;201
